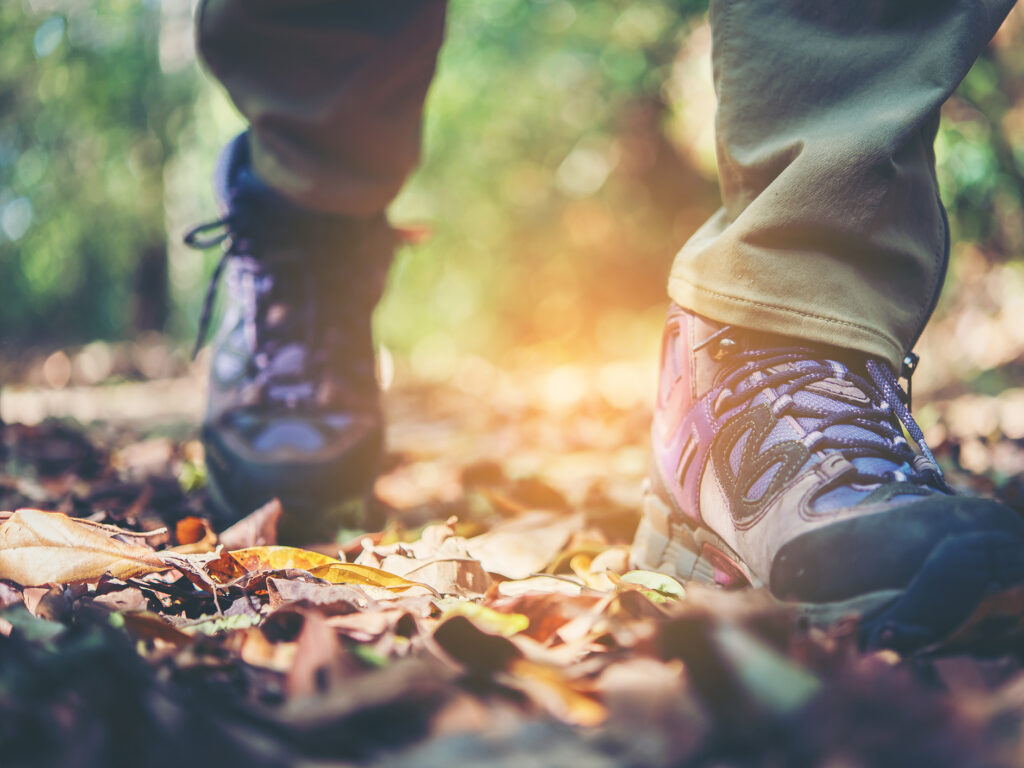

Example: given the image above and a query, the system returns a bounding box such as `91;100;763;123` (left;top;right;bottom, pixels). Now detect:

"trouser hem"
667;274;905;372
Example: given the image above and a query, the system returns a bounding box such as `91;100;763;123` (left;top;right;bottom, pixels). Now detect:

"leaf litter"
1;402;1024;767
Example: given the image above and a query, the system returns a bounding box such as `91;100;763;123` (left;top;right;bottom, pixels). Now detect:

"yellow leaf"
443;601;529;637
504;658;607;727
0;509;165;586
229;545;341;572
309;562;424;592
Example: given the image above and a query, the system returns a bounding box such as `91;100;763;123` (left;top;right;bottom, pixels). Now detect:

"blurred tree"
0;0;195;348
379;0;718;367
1;0;1022;370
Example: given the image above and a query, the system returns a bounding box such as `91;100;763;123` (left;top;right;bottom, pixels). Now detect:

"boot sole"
630;483;1024;653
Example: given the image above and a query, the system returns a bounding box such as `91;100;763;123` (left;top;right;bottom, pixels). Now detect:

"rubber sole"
630;483;1024;653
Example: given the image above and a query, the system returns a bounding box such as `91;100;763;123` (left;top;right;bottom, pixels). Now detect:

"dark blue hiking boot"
185;133;396;542
633;304;1024;652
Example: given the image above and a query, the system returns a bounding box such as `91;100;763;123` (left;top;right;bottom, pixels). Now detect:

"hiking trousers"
196;0;1018;371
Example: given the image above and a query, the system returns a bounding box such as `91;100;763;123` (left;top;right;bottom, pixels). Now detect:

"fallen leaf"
378;556;491;596
309;562;427;593
0;581;22;610
0;509;165;586
501;658;607;726
326;610;396;642
170;516;217;554
589;547;630;576
568;552;614;590
285;610;353;698
466;512;582;579
442;601;529;637
175;612;262;636
219;498;282;549
119;611;194;647
91;586;149;613
615;570;686;603
489;591;605;643
230;545;341;572
267;577;376;613
159;547;246;593
497;575;586;597
433;614;522;672
238;626;297;672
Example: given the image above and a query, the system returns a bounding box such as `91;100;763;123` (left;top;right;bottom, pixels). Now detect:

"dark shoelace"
713;345;949;492
184;216;321;407
184;216;240;361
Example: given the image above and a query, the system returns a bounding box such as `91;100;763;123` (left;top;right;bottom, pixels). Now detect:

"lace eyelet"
712;337;738;361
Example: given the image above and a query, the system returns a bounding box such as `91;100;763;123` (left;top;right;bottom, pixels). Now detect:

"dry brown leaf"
120;611;195;647
91;586;149;614
267;577;376;613
466;512;581;579
0;581;22;610
500;658;607;726
23;586;65;620
219;498;282;550
170;516;217;554
158;547;247;593
0;509;165;586
238;626;297;672
496;575;586;597
205;547;249;584
285;610;353;698
326;610;397;641
377;556;491;596
488;591;605;643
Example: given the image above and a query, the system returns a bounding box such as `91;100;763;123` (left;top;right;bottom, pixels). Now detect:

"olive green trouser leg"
670;0;1017;371
195;0;447;216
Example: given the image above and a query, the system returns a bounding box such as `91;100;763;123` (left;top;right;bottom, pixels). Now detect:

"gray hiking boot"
633;303;1024;652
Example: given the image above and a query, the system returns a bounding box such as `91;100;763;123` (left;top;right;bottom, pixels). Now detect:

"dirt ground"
1;341;1024;767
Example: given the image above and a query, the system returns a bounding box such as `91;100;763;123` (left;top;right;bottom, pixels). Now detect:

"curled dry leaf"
218;498;282;550
267;577;376;613
496;575;586;598
466;512;582;580
501;658;608;727
170;516;217;554
0;509;165;586
377;556;491;596
158;547;246;593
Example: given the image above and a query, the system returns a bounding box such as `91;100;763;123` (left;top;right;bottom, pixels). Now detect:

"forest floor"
1;338;1024;767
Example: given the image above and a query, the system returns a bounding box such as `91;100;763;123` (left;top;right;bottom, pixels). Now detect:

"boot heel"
631;482;755;589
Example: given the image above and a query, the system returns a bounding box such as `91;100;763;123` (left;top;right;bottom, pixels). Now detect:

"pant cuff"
667;273;906;372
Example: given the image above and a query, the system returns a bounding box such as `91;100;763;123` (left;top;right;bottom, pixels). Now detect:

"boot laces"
184;216;326;408
712;339;949;493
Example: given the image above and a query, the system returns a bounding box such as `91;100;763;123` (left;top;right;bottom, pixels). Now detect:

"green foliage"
0;0;195;347
381;0;715;361
2;0;1023;364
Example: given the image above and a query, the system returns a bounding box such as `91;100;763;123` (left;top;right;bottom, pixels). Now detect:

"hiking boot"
185;133;396;542
632;303;1024;651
